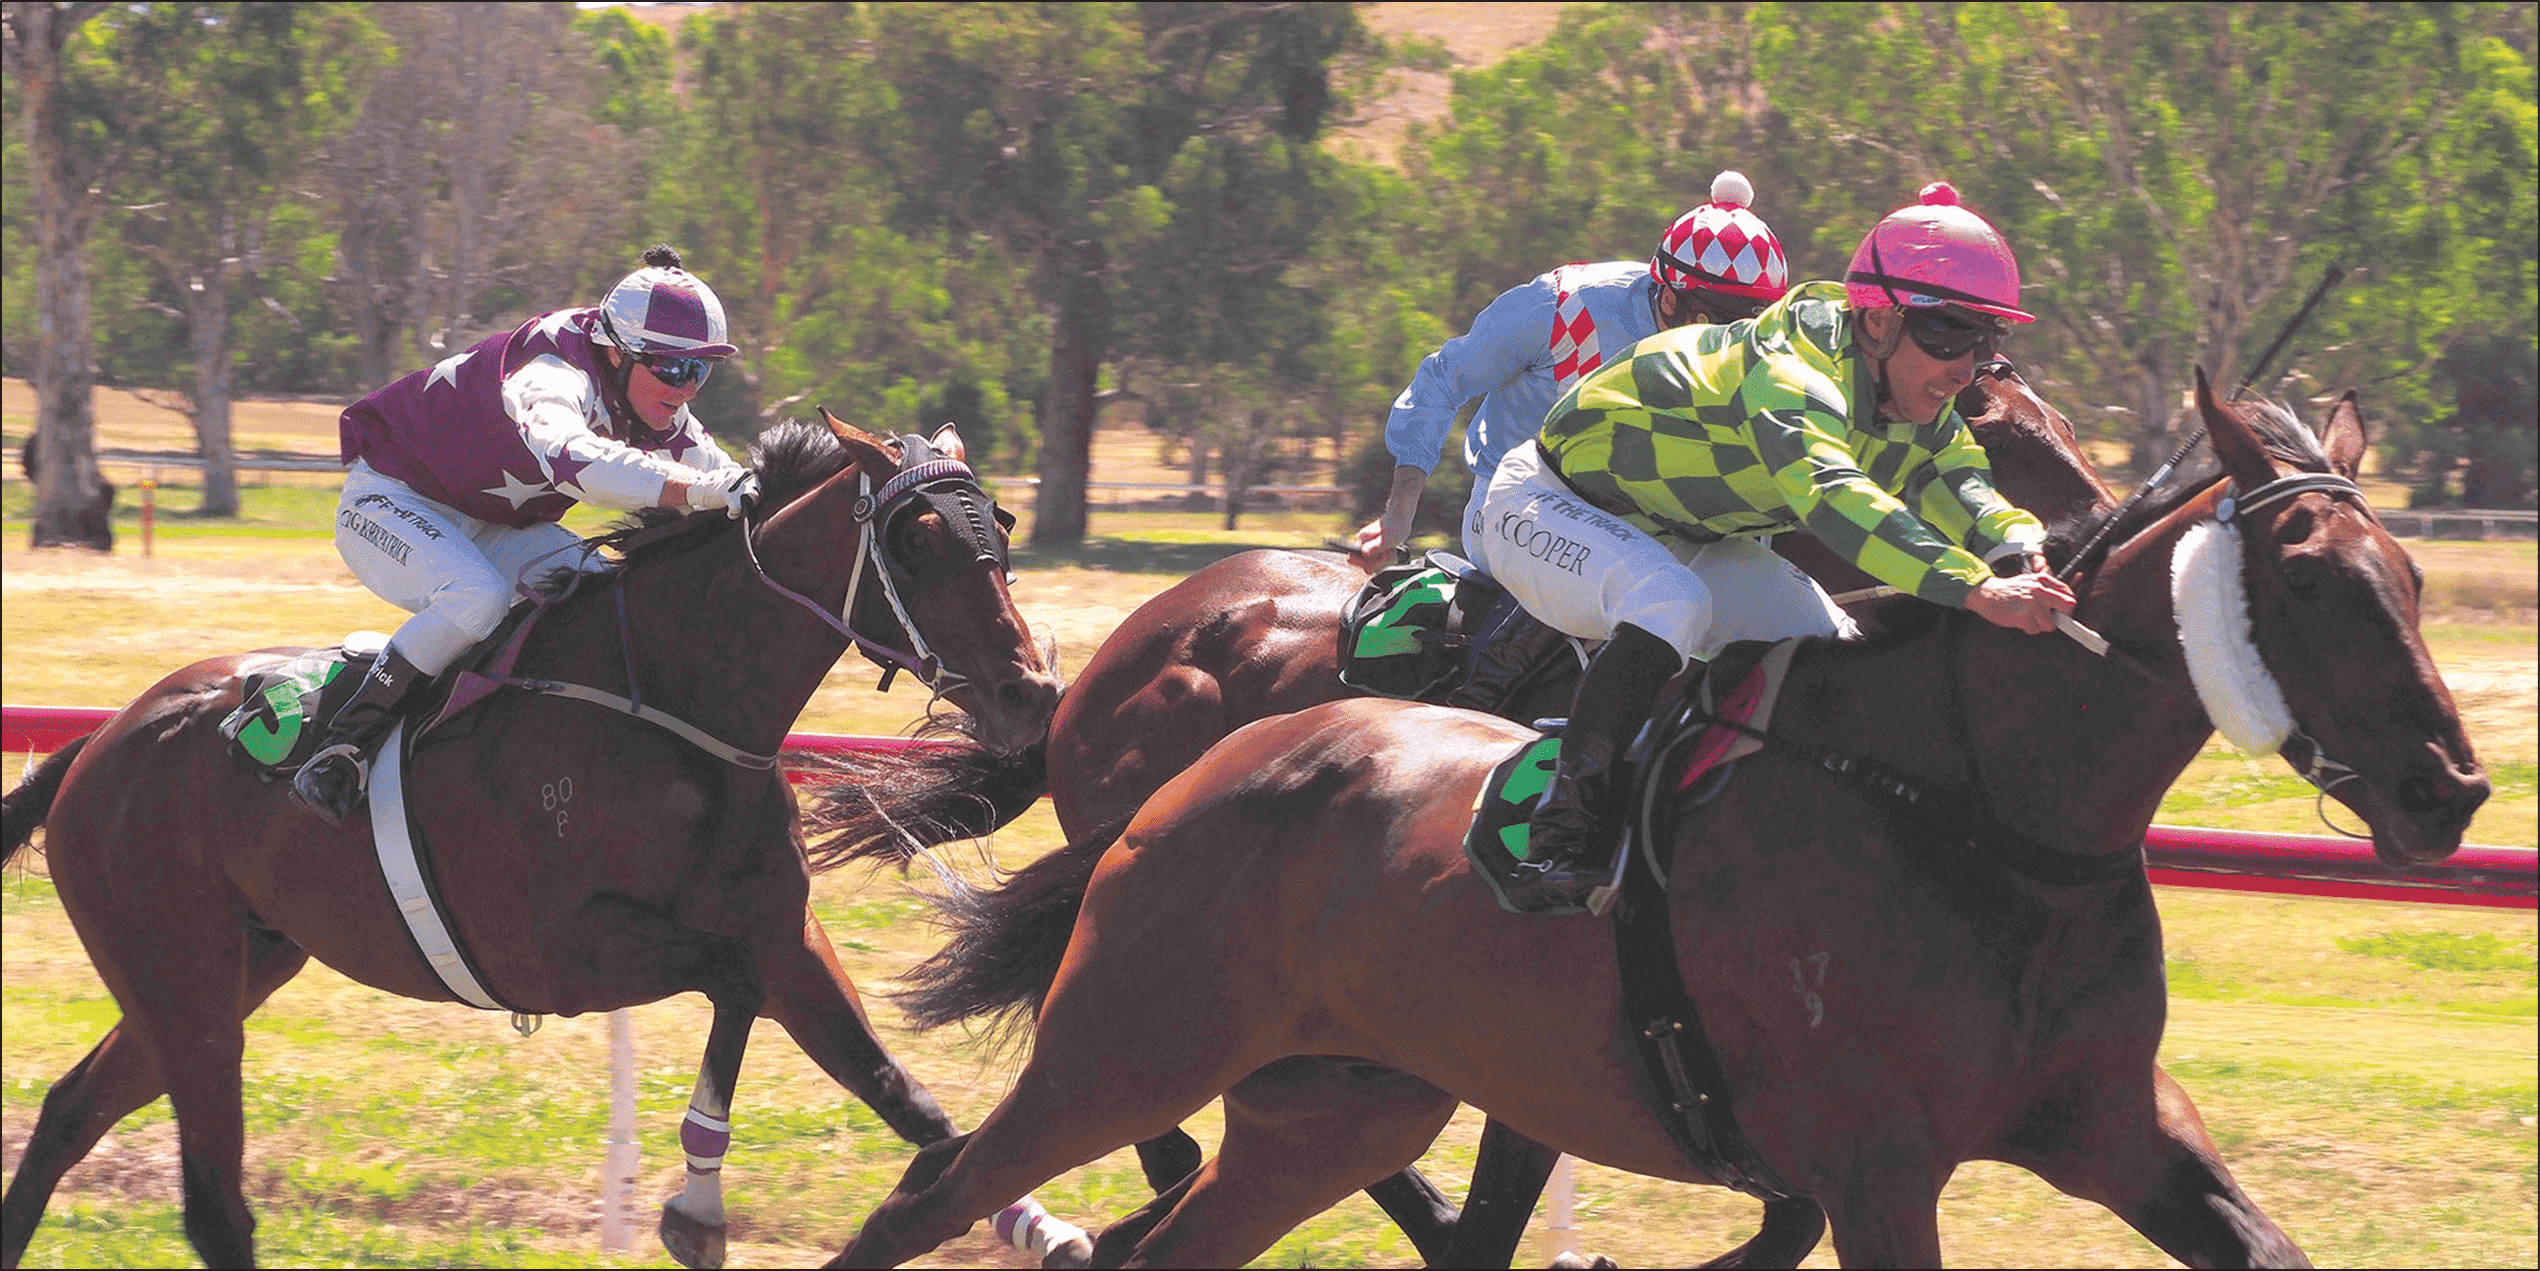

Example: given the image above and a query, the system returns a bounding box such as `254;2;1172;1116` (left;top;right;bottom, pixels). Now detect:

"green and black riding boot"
1501;623;1683;916
288;647;427;826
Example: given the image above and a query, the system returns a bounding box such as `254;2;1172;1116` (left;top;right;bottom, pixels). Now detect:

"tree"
843;1;1364;544
661;4;1044;454
316;3;653;395
4;1;116;548
110;3;378;514
1755;3;2533;473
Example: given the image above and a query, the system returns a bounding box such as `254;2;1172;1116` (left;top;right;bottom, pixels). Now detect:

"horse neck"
566;484;859;759
1964;482;2226;857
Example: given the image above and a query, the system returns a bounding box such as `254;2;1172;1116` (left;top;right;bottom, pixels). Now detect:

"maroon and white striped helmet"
594;249;737;358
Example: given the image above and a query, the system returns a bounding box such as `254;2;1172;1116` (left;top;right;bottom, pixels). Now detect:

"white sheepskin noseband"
2171;517;2294;754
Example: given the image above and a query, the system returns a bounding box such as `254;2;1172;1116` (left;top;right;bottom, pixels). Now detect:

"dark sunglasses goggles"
1901;307;2007;361
639;353;715;389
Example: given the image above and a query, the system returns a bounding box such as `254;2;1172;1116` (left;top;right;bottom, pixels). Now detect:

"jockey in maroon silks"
291;244;757;825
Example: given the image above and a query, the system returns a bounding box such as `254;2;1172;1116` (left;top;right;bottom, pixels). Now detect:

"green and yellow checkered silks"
1538;281;2044;607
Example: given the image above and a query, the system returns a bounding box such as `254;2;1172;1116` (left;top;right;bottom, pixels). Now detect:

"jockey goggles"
639;353;714;390
1901;307;2007;362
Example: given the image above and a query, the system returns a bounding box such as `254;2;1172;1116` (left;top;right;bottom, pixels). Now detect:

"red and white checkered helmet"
1844;182;2035;324
594;248;738;358
1651;171;1790;302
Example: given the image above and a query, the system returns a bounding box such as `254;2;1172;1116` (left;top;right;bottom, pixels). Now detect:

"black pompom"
642;243;684;270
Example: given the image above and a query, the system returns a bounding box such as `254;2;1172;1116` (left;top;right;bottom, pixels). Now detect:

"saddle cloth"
217;632;391;776
1463;637;1803;916
1339;551;1574;708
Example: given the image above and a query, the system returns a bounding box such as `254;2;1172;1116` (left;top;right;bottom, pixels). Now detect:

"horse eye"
893;515;936;562
2278;554;2322;598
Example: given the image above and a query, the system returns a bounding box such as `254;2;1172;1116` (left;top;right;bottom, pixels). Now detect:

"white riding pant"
333;460;607;676
1473;441;1858;666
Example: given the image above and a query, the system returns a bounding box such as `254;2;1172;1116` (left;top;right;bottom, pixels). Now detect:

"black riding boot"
288;647;427;826
1501;623;1683;916
1447;594;1578;719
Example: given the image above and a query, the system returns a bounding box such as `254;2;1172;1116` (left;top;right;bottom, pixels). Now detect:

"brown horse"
809;360;2119;1264
825;371;2487;1267
0;414;1065;1269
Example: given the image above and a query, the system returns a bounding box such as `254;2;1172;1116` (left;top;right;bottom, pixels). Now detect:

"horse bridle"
2204;469;2374;820
475;443;1014;771
738;437;1014;699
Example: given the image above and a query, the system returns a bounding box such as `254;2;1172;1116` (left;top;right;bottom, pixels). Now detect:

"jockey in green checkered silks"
1475;182;2078;916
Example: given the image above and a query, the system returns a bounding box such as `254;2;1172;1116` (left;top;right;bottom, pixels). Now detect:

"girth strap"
1611;844;1802;1202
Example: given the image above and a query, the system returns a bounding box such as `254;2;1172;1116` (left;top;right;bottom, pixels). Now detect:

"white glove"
684;468;759;518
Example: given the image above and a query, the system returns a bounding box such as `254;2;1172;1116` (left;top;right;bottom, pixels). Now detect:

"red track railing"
8;703;2530;908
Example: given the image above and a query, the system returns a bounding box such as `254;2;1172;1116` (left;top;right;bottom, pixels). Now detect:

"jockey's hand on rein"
686;469;760;518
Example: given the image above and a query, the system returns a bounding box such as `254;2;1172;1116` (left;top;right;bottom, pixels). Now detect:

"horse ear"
821;407;897;475
2195;365;2277;489
2323;390;2368;479
929;423;968;465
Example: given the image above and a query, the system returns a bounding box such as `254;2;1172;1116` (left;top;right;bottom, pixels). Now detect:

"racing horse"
808;360;2120;1264
0;413;1071;1268
826;371;2486;1267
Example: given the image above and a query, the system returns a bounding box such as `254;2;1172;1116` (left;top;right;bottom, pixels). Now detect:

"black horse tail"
3;733;92;868
794;717;1050;874
892;815;1126;1045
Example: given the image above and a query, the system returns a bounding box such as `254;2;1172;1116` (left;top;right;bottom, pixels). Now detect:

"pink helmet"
1652;171;1789;302
595;246;738;358
1844;182;2034;324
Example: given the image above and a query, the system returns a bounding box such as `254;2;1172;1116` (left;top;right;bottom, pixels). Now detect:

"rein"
446;447;1009;770
1677;698;2146;889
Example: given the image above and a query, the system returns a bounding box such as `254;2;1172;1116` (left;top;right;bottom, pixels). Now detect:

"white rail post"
602;1008;638;1253
1550;1151;1579;1258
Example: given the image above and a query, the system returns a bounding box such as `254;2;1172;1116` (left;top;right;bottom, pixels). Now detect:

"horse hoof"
1041;1232;1093;1269
659;1200;728;1270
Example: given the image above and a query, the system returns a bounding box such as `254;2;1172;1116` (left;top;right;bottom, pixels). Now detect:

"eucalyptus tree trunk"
185;259;240;516
1030;241;1108;546
7;0;115;550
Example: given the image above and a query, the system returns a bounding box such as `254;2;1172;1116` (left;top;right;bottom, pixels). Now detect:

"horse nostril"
2399;768;2489;828
999;675;1059;719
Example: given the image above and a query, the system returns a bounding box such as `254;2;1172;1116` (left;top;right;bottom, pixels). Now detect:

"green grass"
5;480;2534;1267
5;863;2531;1269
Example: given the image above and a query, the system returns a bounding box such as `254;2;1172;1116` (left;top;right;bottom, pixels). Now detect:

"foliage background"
4;1;2532;532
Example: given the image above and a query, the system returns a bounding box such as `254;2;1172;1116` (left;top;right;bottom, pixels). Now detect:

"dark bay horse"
0;414;1067;1268
809;361;2120;1263
826;372;2487;1267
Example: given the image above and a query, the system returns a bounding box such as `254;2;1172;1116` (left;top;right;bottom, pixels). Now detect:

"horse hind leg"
4;1021;168;1269
7;925;306;1271
1099;1058;1460;1268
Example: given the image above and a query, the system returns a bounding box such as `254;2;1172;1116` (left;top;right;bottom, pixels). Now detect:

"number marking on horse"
1788;951;1830;1028
542;776;574;838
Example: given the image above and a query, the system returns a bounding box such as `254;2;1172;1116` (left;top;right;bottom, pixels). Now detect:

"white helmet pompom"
1709;170;1755;210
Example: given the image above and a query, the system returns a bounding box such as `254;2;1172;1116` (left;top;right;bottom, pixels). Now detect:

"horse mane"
2080;397;2334;569
527;418;857;596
